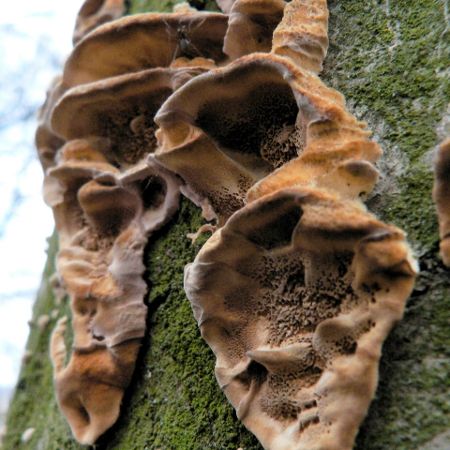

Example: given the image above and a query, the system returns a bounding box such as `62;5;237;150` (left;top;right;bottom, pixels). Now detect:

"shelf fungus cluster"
38;0;417;448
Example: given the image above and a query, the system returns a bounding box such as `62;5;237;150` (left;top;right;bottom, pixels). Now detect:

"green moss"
322;1;450;448
96;200;260;449
324;0;449;251
3;232;83;450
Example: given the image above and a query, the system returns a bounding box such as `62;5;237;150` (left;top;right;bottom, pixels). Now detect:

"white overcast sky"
0;1;82;391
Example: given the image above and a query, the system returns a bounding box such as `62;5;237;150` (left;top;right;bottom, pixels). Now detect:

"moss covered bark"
3;0;450;449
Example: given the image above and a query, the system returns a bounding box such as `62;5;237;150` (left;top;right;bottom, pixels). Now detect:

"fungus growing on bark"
51;67;207;167
272;0;329;73
185;188;417;450
433;138;450;266
155;53;379;222
73;0;126;44
62;12;228;88
223;0;286;60
45;139;179;444
35;0;418;447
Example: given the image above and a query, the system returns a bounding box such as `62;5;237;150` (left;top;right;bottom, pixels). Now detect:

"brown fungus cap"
155;53;378;222
46;141;179;302
44;139;118;247
272;0;329;73
35;76;66;169
51;67;206;167
247;132;381;203
46;143;148;444
73;0;126;44
35;124;65;171
433;137;450;266
50;317;140;445
185;187;417;450
47;145;179;445
223;0;286;60
63;12;228;88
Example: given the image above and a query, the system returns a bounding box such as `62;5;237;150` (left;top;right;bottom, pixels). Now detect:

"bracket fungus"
35;0;419;447
50;316;141;445
35;124;65;171
433;138;450;266
45;140;179;444
185;188;417;450
247;137;380;204
155;53;379;222
73;0;126;44
51;67;207;166
222;0;329;73
62;12;228;88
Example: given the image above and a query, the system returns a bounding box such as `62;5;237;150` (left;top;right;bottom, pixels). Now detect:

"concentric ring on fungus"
185;187;417;450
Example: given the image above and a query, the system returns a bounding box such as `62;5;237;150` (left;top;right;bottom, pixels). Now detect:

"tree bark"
3;1;450;449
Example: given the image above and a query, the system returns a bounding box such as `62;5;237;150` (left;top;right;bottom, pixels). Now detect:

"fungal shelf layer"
37;0;418;448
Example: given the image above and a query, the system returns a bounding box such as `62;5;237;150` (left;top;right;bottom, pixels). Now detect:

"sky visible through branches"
0;0;82;425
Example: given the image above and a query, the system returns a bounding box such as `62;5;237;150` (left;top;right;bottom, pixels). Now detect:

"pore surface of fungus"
433;138;450;266
52;67;207;167
185;188;417;450
155;53;379;222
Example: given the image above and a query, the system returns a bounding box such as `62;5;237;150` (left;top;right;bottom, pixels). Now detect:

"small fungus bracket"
185;188;417;450
45;138;179;444
155;53;380;223
63;12;229;88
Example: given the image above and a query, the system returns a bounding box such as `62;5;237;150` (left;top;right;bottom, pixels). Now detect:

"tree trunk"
3;1;449;449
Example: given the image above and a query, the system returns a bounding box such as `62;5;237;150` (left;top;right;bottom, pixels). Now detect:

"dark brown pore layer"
102;91;172;165
196;82;300;168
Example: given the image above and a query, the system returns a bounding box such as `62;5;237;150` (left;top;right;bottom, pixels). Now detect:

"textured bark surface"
3;1;450;449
